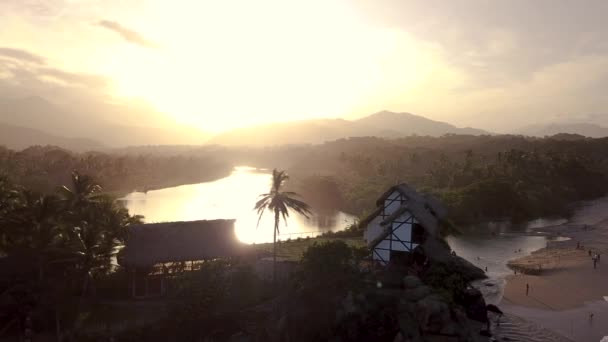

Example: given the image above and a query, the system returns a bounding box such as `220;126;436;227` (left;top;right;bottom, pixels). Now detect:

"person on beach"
485;266;488;272
589;250;592;256
526;283;529;296
593;256;597;269
589;312;594;323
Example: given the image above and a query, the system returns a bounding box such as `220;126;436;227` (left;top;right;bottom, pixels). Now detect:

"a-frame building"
363;184;447;266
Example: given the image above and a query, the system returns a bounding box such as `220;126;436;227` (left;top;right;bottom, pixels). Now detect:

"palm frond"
278;202;289;227
254;195;272;210
283;197;312;218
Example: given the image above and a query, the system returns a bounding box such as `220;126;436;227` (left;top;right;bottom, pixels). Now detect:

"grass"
255;237;366;261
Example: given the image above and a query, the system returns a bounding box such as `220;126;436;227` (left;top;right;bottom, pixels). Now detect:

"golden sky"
1;0;608;132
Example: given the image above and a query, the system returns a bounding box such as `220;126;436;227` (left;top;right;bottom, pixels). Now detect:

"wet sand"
500;216;608;341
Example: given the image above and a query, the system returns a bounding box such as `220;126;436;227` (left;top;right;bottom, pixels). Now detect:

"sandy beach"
500;217;608;341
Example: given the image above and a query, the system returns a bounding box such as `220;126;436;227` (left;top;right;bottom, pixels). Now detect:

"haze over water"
120;167;356;244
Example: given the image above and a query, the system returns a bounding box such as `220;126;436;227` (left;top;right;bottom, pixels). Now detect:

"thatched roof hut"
121;219;250;268
363;183;449;266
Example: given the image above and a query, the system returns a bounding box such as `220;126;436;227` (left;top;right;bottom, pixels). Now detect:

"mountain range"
2;94;608;150
207;111;489;146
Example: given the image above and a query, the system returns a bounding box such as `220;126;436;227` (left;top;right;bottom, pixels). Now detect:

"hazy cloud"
0;48;110;104
0;47;46;65
0;0;67;17
97;20;158;48
352;0;608;87
38;67;108;88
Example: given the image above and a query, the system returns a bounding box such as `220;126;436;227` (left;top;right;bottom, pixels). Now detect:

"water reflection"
120;167;356;244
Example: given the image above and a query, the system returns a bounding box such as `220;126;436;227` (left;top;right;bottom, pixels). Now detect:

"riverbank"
108;166;233;198
500;217;608;341
504;221;608;308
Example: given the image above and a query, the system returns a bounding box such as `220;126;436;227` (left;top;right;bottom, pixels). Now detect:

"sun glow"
99;0;435;132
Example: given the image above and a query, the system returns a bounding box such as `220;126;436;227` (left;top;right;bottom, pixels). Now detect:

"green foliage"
0;145;231;194
290;135;608;225
296;175;345;210
421;262;468;305
297;240;367;290
150;260;269;341
0;171;142;336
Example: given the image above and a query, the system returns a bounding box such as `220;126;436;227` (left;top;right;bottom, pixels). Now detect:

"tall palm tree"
255;169;312;282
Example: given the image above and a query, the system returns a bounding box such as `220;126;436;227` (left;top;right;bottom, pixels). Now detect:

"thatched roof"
375;183;447;220
122;219;250;267
365;183;448;249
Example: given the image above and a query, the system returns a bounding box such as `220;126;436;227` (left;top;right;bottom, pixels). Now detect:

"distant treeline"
0;145;232;194
5;134;608;225
288;134;608;225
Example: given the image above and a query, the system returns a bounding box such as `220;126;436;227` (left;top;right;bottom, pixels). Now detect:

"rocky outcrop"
421;237;487;282
398;276;487;342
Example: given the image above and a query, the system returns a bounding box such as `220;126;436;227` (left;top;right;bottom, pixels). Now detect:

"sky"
1;0;607;133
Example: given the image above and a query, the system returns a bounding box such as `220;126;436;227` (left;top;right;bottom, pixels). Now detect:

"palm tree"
255;169;312;282
1;190;63;280
57;171;140;320
58;170;103;209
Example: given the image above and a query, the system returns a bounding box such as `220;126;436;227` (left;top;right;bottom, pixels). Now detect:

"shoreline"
503;221;607;308
499;218;608;341
107;167;235;198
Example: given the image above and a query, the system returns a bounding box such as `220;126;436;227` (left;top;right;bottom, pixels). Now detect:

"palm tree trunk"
55;307;62;342
273;210;279;285
76;271;90;325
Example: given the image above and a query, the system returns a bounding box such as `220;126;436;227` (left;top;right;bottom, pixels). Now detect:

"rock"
402;286;432;302
403;275;423;289
227;332;251;342
341;291;357;314
397;311;423;342
463;287;488;323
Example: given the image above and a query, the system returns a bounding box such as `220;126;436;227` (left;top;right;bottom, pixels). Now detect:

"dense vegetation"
0;172;142;339
75;241;487;341
0;145;231;195
118;134;608;226
3;134;608;226
289;135;608;224
0;158;492;340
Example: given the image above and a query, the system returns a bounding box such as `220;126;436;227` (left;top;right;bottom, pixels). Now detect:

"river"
120;165;608;301
447;197;608;305
120;166;356;244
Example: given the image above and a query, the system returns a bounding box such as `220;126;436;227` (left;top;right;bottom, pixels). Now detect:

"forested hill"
214;135;608;224
108;134;608;225
278;134;608;225
0;145;231;194
4;134;608;225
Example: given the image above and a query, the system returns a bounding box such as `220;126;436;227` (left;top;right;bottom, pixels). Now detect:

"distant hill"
0;96;210;147
208;110;489;146
0;123;104;151
356;111;488;136
521;123;608;138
